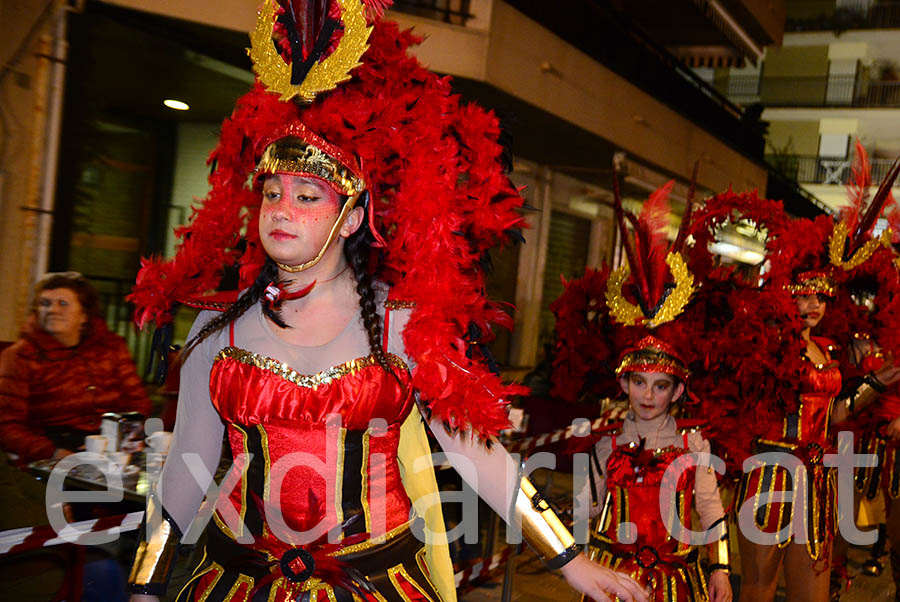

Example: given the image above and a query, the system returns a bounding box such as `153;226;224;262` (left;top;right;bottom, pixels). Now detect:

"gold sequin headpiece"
616;336;690;381
248;0;372;103
786;270;836;298
255;127;366;197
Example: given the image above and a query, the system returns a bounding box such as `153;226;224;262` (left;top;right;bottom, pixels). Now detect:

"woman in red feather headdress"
125;2;649;602
682;145;900;602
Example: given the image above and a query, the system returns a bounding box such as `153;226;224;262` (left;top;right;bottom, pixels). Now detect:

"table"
29;455;151;504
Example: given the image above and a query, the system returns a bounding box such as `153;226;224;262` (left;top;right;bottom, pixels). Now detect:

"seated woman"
0;272;151;462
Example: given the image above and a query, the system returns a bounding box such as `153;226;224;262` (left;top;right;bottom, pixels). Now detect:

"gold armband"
516;477;580;569
706;517;731;574
847;374;886;414
128;493;182;595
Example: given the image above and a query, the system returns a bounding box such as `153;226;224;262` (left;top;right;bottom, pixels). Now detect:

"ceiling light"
163;99;190;111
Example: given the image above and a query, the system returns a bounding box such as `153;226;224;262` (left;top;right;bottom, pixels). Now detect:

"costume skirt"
736;439;836;561
855;428;900;500
175;519;444;602
591;544;708;602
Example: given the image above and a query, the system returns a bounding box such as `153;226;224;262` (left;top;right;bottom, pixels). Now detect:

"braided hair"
187;195;393;376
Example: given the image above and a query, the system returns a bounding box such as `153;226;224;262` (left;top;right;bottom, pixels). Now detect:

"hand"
886;416;900;440
129;596;159;602
873;353;900;387
560;554;650;602
708;570;732;602
52;448;74;460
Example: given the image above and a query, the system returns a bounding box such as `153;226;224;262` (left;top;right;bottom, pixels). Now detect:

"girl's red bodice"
602;434;697;557
767;337;842;447
208;346;415;547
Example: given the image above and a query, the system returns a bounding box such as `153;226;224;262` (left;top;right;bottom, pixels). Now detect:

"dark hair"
188;196;393;374
33;273;101;319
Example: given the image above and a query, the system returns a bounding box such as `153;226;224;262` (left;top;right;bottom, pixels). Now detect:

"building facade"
1;0;790;375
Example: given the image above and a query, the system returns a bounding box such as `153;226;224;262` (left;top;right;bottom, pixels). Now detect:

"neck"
276;255;349;293
801;327;811;342
52;331;80;348
629;410;671;435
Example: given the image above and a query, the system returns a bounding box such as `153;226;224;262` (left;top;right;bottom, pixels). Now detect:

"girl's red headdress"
129;0;527;438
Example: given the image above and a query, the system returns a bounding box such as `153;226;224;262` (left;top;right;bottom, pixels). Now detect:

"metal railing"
786;1;900;31
766;154;900;186
84;274;156;382
726;74;900;107
391;0;474;26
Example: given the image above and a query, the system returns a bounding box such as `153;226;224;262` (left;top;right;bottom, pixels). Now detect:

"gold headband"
616;348;690;380
256;137;365;197
786;274;836;297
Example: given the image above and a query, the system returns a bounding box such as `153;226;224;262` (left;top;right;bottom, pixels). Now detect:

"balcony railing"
766;154;900;186
391;0;474;26
726;75;900;107
786;1;900;31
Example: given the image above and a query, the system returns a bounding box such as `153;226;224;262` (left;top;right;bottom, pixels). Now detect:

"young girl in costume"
552;174;732;602
126;2;649;602
583;337;733;602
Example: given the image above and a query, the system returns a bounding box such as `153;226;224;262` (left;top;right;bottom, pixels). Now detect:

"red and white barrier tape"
436;410;626;471
453;545;515;588
0;511;143;555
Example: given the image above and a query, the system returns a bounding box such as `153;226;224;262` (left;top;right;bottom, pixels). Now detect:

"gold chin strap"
516;477;580;569
707;517;731;574
128;492;182;595
275;192;362;273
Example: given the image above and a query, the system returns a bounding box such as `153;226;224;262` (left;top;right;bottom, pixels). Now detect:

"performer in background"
552;173;732;601
126;2;649;601
680;147;900;602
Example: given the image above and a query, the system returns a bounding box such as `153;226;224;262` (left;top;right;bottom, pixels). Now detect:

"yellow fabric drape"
397;405;457;602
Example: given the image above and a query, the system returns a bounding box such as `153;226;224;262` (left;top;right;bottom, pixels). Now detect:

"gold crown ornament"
248;0;372;103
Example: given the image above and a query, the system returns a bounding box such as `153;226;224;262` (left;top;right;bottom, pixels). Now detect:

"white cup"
85;435;108;454
107;451;130;469
145;431;173;454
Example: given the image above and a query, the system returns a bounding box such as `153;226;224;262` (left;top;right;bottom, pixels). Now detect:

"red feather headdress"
550;163;700;401
129;1;527;438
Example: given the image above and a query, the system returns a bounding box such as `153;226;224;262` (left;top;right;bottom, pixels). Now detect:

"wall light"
163;99;190;111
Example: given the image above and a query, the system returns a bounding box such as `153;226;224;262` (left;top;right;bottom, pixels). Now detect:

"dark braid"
344;220;393;374
187;257;281;350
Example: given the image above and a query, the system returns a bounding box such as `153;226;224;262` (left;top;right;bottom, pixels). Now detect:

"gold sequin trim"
384;299;416;310
387;564;436;602
215;347;408;388
331;520;411;556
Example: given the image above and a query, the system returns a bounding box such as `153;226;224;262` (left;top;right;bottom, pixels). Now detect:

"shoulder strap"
383;303;391;352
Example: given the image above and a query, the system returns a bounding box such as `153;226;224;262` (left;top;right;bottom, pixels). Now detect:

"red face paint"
259;174;343;267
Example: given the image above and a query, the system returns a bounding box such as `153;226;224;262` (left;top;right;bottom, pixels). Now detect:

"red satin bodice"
208;346;415;545
765;337;841;446
603;436;697;556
